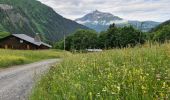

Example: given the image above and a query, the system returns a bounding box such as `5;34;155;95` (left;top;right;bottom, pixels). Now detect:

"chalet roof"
12;34;52;48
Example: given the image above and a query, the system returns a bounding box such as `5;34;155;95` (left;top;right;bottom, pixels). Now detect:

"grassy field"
30;44;170;100
0;49;69;68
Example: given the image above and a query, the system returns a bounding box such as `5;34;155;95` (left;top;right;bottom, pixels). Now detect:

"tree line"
55;23;169;51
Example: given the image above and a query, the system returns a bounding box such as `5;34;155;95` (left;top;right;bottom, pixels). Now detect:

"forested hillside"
151;20;170;32
151;20;170;42
0;0;88;43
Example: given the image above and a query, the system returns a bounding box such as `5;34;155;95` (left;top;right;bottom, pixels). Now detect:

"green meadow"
30;43;170;100
0;49;69;68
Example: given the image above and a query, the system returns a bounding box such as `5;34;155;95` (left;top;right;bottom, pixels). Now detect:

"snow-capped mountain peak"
76;10;122;22
75;10;123;25
75;10;160;32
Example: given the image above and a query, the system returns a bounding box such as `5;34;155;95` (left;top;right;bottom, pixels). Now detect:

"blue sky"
38;0;170;22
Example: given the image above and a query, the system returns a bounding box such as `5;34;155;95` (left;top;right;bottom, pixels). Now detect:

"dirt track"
0;59;60;100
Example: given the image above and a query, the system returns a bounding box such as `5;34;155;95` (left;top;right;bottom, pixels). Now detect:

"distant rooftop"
86;49;103;52
12;34;52;48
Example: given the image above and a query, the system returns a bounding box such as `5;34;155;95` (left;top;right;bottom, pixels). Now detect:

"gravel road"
0;59;60;100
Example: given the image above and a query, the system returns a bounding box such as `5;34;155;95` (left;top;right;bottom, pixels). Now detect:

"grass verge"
30;44;170;100
0;49;70;68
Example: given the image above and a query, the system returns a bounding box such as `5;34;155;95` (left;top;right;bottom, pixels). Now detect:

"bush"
55;29;98;51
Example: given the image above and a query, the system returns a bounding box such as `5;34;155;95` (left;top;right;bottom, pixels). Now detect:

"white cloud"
37;0;170;22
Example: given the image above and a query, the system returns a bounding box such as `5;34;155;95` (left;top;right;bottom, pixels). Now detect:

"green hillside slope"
151;20;170;32
151;20;170;42
0;0;88;43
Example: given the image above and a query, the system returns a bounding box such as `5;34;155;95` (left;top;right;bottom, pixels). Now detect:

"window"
5;45;8;49
27;45;30;50
20;40;23;43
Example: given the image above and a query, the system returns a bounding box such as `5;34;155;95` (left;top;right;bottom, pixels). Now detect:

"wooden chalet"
0;34;52;50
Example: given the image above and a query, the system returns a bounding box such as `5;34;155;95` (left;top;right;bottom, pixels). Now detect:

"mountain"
75;10;125;32
75;10;161;32
0;0;89;43
127;21;161;32
151;20;170;32
150;20;170;42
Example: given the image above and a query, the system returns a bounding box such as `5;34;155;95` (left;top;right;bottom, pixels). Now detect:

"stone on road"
0;59;60;100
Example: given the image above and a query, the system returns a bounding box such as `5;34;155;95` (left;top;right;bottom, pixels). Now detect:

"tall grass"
0;49;69;68
30;44;170;100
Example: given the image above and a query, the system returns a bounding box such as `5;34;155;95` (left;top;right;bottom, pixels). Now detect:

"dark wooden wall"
0;36;49;50
39;45;50;49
